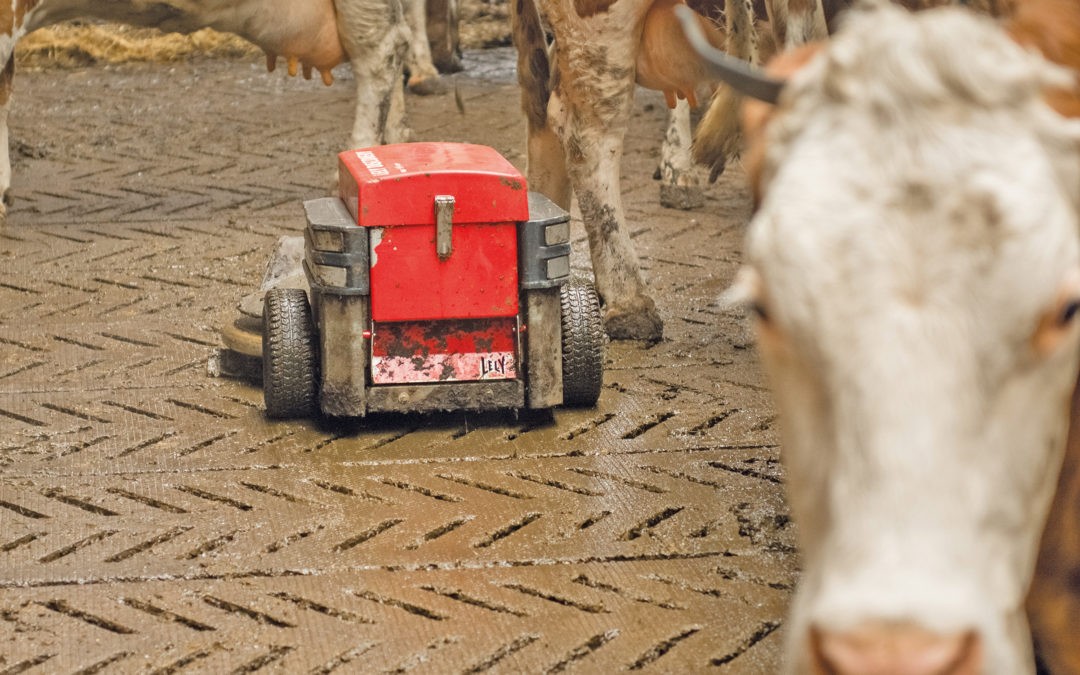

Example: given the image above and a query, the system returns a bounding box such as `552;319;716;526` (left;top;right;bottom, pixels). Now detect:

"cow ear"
1034;269;1080;356
721;266;762;311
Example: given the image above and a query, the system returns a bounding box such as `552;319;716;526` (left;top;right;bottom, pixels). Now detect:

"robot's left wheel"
263;288;319;419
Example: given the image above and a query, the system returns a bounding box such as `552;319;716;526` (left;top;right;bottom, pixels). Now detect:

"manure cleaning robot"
254;142;603;419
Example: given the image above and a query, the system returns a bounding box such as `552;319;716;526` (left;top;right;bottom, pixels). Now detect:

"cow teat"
264;51;335;86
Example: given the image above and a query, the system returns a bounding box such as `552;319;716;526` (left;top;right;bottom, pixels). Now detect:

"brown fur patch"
15;1;40;29
0;57;12;106
1007;0;1080;118
0;1;14;37
636;0;727;106
1028;373;1080;675
574;0;621;18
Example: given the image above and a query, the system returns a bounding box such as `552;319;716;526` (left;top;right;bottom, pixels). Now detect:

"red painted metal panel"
371;318;518;384
338;143;530;227
369;222;519;322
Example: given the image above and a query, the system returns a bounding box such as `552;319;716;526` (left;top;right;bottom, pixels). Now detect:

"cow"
512;0;744;341
680;0;1080;672
0;0;446;220
509;0;856;342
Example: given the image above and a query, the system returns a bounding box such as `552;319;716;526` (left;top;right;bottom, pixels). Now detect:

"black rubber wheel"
263;288;319;419
560;281;604;407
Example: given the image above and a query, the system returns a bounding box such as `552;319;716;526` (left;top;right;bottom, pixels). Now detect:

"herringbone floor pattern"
0;49;791;673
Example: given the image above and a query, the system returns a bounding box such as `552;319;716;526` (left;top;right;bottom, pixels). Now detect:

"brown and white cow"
0;0;444;218
509;0;850;341
683;0;1080;672
512;0;741;341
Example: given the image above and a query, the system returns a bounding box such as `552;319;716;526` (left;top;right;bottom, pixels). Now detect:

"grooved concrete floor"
0;48;795;673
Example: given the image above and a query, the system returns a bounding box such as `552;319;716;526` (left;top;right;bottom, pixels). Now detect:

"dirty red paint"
338;142;527;323
369;222;519;322
371;318;518;384
338;143;530;227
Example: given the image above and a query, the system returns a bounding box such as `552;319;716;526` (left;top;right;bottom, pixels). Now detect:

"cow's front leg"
553;93;663;342
334;0;411;148
0;56;13;221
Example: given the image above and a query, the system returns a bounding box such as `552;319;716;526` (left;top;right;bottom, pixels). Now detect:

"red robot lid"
338;142;530;227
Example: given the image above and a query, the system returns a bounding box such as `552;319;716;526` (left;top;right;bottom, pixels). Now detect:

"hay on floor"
15;24;259;69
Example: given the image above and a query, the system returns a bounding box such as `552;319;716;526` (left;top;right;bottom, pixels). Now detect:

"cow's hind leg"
658;99;706;210
426;0;462;73
1028;374;1080;674
403;0;446;95
335;0;411;148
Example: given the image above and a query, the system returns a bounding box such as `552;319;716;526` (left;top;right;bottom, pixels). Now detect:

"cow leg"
658;99;705;210
0;55;13;220
334;0;411;148
525;123;572;212
776;0;827;46
549;89;663;341
426;0;463;74
512;0;661;341
1027;373;1080;674
787;0;828;45
403;0;446;95
511;0;571;209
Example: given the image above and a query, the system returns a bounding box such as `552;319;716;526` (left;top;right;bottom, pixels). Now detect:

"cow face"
728;6;1080;673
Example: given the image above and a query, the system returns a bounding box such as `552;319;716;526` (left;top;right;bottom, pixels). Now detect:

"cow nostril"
810;623;982;675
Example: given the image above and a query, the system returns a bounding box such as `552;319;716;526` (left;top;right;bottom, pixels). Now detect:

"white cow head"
684;3;1080;673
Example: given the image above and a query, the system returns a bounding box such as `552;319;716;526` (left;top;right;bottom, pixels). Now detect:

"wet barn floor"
0;49;795;673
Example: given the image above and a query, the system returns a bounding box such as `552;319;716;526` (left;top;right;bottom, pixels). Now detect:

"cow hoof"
603;303;663;342
407;76;448;96
433;53;463;74
659;184;705;210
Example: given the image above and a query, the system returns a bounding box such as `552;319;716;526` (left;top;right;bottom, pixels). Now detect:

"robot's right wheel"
262;288;319;419
560;281;605;407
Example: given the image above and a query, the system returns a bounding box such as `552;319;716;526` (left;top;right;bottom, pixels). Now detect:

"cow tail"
693;0;760;180
511;0;552;134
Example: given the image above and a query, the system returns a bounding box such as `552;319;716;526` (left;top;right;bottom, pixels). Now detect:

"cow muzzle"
809;622;982;675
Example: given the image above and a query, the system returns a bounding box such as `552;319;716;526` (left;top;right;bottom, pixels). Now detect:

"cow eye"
1033;287;1080;356
1059;299;1080;326
751;301;771;324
